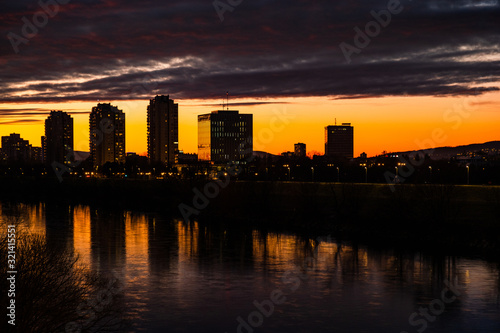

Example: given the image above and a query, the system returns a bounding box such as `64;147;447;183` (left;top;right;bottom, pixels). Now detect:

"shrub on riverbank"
0;226;124;332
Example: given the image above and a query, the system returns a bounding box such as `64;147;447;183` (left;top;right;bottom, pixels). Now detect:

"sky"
1;0;499;156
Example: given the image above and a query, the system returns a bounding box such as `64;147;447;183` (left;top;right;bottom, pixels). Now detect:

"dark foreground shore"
1;177;499;258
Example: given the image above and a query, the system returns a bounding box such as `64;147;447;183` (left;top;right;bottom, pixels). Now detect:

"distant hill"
253;151;280;160
393;141;500;160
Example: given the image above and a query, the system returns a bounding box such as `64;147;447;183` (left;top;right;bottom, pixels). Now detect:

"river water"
1;202;499;332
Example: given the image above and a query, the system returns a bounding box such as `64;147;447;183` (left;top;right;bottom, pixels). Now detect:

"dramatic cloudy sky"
1;0;499;155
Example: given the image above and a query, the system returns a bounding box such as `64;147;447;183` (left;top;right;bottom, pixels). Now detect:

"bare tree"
1;226;125;333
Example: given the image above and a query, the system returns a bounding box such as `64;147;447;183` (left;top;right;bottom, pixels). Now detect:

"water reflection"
0;202;499;332
73;206;91;267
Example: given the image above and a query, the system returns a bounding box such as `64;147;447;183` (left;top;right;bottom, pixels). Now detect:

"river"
1;202;499;332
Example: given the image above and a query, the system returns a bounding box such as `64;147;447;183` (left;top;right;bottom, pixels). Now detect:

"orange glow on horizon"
1;92;499;158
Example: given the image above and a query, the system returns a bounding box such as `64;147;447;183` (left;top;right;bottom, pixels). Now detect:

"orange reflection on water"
177;220;199;262
73;205;91;267
0;202;45;236
26;203;45;235
125;212;149;267
252;231;304;272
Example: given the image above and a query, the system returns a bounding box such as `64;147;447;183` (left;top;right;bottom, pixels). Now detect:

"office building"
1;133;32;162
325;123;353;159
44;111;74;165
198;110;253;163
147;95;179;165
294;143;306;158
90;103;125;167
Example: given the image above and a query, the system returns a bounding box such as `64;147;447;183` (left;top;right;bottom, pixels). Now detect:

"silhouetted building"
294;143;306;158
281;151;294;158
44;111;74;165
198;110;253;163
147;95;179;165
1;133;32;162
126;152;148;167
178;151;198;164
325;123;353;159
32;147;43;163
41;136;46;163
90;103;125;168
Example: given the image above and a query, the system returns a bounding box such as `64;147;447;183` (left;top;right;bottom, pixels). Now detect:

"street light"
336;167;340;182
311;167;314;182
429;166;432;183
466;165;470;185
284;164;290;181
364;166;367;183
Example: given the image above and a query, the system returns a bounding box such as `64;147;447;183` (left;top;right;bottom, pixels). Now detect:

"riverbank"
1;177;499;258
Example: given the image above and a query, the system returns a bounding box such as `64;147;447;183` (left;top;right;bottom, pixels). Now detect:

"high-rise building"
198;110;253;163
31;147;43;163
41;136;46;163
90;103;125;168
294;143;306;158
147;95;179;165
325;123;353;159
44;111;74;165
1;133;32;162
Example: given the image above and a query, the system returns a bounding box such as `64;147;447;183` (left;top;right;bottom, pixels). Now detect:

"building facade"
198;110;253;163
1;133;32;162
90;103;125;167
325;123;353;159
147;95;179;165
44;111;74;165
294;143;306;158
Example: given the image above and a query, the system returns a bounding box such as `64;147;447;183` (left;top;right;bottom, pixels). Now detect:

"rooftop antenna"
335;118;337;125
226;91;229;110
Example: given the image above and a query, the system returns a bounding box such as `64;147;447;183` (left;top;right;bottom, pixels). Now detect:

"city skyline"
1;1;500;332
1;96;499;160
1;1;499;157
1;94;499;158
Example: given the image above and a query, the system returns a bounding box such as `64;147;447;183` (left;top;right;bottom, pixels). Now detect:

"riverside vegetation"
0;216;125;333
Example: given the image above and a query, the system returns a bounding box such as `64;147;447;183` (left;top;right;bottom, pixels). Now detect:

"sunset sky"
1;0;499;157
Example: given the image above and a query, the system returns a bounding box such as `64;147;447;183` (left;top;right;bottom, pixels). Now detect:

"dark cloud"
0;108;89;116
0;0;499;105
0;119;42;125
